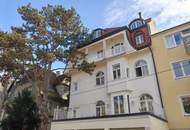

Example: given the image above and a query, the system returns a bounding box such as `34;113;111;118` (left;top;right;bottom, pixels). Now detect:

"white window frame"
73;109;77;118
171;59;190;79
73;82;78;91
140;94;154;113
111;43;124;56
179;94;190;116
97;50;104;59
96;101;105;116
113;95;125;114
165;32;182;49
130;20;143;30
135;60;149;77
96;72;104;86
112;63;121;80
135;34;144;45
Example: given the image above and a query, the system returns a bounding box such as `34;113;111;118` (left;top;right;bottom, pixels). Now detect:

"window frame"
96;100;106;116
140;94;154;113
179;94;190;116
96;71;105;86
112;63;121;80
73;82;78;91
165;32;182;49
171;59;190;80
135;60;149;77
135;33;144;45
113;95;125;114
130;20;144;30
111;43;124;55
97;50;104;59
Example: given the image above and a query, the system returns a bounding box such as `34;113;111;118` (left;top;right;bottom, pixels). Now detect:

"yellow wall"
151;22;190;130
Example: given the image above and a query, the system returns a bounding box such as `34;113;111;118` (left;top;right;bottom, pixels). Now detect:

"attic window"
93;29;102;39
130;20;144;30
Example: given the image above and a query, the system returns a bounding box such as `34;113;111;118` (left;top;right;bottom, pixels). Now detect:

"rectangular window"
113;95;124;114
97;50;103;59
165;32;182;48
135;34;144;45
126;68;129;78
73;82;78;91
180;95;190;115
172;60;190;79
112;64;121;80
111;43;124;55
73;109;77;118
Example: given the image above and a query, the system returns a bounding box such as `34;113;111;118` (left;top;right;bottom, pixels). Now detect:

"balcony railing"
86;46;126;63
53;99;165;120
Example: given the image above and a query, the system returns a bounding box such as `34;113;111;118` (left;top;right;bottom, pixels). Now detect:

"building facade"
151;22;190;130
51;15;168;130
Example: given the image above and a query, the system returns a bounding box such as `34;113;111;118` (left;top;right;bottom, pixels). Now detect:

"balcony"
53;100;165;120
51;101;167;130
86;45;126;63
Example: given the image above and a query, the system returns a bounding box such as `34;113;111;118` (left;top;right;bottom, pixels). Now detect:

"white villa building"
51;15;169;130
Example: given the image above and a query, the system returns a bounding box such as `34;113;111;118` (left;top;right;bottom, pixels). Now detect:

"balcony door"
113;95;125;114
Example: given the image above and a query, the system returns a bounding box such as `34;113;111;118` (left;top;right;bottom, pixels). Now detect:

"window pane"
174;32;182;45
182;61;190;76
113;71;117;79
101;76;104;85
181;96;190;114
166;35;175;48
96;78;100;85
96;107;101;116
114;96;119;114
117;69;121;78
142;65;149;76
119;95;124;113
173;63;183;78
136;67;142;77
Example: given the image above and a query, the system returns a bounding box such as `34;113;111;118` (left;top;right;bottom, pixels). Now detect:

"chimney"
139;12;142;19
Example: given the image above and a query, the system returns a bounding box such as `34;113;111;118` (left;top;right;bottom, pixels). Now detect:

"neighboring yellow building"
151;22;190;130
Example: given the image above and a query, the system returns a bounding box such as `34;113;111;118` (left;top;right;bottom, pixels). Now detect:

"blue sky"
1;0;190;69
1;0;190;32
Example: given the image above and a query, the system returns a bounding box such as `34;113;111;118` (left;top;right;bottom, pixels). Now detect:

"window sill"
135;75;149;79
183;113;190;116
174;75;190;80
166;43;183;50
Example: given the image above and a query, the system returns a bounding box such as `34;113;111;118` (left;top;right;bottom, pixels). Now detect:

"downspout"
148;46;164;108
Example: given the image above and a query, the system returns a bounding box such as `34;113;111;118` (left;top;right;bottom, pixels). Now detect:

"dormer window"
130;20;144;30
135;33;144;45
92;29;103;39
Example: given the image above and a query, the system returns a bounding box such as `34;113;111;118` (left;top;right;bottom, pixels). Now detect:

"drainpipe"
148;46;164;108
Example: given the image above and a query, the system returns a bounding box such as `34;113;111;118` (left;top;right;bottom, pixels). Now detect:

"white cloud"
104;0;190;30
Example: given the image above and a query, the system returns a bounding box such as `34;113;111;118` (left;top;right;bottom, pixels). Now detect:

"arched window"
140;94;154;113
96;100;105;116
135;60;149;77
96;72;104;85
130;20;144;30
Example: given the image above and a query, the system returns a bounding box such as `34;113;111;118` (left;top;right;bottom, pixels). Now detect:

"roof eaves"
151;21;190;36
77;26;128;49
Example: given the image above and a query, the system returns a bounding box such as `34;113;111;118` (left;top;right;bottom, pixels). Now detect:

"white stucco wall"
51;115;168;130
68;32;163;119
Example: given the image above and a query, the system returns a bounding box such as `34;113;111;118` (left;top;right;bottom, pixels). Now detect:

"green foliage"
1;90;41;130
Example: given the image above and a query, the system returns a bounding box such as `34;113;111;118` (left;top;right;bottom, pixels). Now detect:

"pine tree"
1;89;41;130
